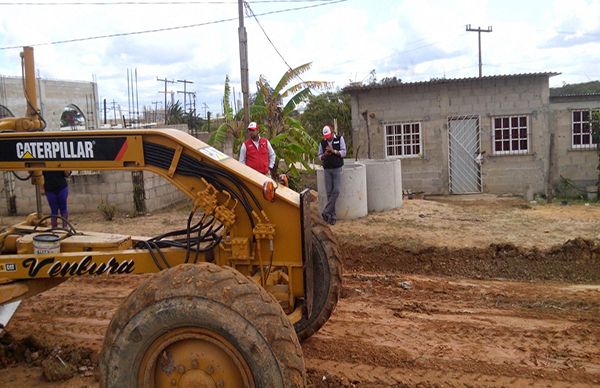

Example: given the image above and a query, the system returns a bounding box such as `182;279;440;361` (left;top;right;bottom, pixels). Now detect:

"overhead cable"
1;0;338;4
0;0;346;50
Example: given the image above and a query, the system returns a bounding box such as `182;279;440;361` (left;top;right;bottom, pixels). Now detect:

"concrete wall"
0;170;187;216
348;75;558;196
0;76;98;130
548;96;600;191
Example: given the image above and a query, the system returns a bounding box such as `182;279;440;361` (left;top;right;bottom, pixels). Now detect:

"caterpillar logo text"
0;137;127;162
16;140;94;159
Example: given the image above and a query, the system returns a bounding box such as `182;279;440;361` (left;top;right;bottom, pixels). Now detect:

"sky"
1;0;600;122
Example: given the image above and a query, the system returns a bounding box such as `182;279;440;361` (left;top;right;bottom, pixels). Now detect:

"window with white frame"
572;109;599;149
385;122;422;157
493;115;528;155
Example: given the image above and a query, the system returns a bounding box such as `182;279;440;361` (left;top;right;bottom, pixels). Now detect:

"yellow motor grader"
0;47;341;387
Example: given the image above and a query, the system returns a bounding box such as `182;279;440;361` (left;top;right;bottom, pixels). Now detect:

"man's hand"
325;145;333;155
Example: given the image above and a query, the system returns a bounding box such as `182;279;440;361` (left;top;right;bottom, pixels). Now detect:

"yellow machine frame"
0;47;313;323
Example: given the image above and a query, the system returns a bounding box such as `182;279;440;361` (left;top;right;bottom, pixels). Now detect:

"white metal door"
448;116;481;194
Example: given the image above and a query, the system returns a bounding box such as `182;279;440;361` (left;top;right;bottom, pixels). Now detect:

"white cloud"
1;0;599;120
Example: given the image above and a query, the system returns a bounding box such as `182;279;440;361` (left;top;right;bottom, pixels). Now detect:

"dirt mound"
0;332;95;382
342;238;600;283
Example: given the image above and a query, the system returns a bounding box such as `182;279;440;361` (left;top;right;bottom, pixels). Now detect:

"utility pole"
203;102;209;120
151;101;161;123
238;0;250;126
127;69;131;125
177;79;194;114
157;77;175;123
192;92;196;118
111;99;117;126
135;68;140;125
466;24;492;77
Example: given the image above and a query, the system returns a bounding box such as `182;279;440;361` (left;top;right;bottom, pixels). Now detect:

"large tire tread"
294;199;343;341
100;263;305;387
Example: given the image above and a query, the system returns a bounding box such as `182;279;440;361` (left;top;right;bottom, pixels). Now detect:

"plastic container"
33;233;61;255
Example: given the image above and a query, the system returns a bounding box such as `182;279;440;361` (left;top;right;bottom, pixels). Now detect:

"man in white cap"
239;121;276;176
317;125;346;225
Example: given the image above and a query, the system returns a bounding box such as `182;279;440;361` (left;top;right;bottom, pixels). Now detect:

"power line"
0;0;346;50
245;1;294;72
0;0;339;4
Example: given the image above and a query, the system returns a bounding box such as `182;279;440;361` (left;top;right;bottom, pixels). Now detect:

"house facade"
344;74;599;197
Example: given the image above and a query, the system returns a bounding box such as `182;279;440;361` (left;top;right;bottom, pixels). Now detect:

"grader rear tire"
294;205;343;342
99;263;305;387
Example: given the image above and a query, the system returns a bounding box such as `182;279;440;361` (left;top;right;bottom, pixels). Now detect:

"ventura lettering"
16;140;94;159
23;256;135;277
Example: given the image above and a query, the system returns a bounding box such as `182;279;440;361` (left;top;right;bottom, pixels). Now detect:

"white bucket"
33;233;61;255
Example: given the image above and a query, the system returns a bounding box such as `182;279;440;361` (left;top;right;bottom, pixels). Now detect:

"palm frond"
222;75;233;121
281;81;332;98
207;122;230;147
282;88;312;116
273;62;313;96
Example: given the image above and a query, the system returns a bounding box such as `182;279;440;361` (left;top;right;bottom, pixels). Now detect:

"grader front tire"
294;206;343;342
99;263;306;387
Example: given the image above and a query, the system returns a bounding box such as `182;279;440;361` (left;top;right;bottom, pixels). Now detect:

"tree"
300;91;351;142
208;64;330;183
550;81;600;96
207;75;246;153
165;101;185;125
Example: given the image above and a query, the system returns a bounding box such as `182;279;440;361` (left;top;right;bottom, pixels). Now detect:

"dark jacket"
320;136;344;169
43;171;68;193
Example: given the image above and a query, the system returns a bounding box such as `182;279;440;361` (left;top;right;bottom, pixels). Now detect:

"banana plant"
252;62;331;176
208;75;245;155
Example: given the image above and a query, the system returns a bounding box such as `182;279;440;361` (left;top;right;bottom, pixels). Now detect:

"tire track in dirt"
306;358;597;387
304;273;600;386
6;275;148;353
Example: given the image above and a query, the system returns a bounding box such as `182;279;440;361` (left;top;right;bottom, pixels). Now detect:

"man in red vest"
239;121;276;176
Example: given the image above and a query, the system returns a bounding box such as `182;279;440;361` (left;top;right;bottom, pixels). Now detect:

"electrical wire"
245;2;295;74
0;0;347;50
0;0;340;4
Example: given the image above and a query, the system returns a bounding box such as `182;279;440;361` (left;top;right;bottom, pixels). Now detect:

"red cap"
322;125;333;140
248;122;258;131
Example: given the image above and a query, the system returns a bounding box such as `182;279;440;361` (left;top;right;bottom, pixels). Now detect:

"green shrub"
97;201;116;221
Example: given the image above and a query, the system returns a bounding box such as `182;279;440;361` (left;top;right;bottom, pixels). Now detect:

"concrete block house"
344;74;599;197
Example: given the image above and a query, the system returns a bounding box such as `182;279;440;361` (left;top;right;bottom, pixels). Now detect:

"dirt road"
1;195;599;387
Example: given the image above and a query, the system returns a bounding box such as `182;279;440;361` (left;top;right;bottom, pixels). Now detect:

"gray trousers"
323;166;342;221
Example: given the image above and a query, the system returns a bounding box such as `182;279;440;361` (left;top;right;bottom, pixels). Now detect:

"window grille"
493;115;528;155
384;122;422;158
572;109;599;149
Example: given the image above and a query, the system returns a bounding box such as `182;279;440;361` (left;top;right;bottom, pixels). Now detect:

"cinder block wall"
0;170;186;216
142;172;188;212
349;75;552;196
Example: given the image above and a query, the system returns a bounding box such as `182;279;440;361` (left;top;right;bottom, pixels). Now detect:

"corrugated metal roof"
550;92;600;98
342;72;561;92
